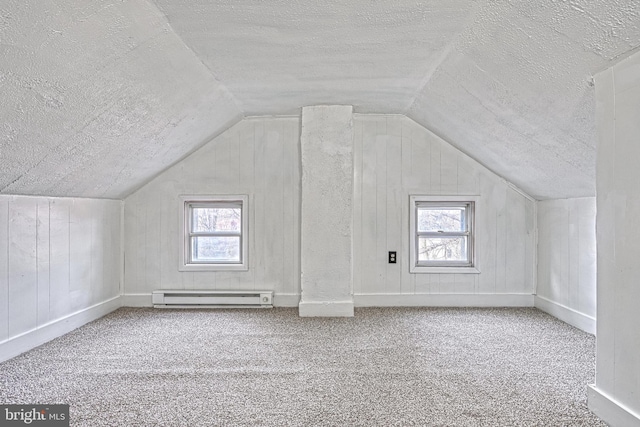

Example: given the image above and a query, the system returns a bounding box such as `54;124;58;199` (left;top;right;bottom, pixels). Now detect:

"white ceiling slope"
2;1;640;199
0;0;242;198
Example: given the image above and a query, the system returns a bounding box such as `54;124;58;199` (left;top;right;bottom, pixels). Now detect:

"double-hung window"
179;195;248;271
409;196;478;273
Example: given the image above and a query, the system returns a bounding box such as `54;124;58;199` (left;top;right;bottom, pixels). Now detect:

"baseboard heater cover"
152;290;273;308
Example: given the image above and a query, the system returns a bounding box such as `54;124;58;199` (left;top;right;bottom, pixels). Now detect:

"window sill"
410;266;480;274
179;263;248;272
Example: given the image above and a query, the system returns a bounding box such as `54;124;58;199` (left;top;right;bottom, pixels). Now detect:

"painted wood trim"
354;293;534;307
298;301;355;317
534;295;596;335
123;293;300;307
588;385;640;427
0;296;122;363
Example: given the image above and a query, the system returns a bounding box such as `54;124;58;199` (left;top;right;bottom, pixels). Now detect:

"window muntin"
409;196;477;273
179;196;248;271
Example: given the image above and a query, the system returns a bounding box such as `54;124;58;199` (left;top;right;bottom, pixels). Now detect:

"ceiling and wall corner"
1;0;640;200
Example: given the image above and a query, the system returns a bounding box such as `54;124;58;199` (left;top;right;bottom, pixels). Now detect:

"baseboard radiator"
152;290;273;308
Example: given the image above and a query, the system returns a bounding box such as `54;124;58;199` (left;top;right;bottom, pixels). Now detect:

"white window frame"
179;195;249;271
409;195;479;274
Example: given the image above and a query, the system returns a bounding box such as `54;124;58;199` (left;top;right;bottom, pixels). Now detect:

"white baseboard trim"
122;293;301;308
534;295;596;334
0;296;122;363
354;293;534;307
298;300;354;317
588;385;640;427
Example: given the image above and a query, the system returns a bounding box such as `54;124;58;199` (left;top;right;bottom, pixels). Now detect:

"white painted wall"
535;198;596;334
123;117;301;306
299;106;354;317
588;51;640;426
352;115;535;306
0;195;122;361
125;113;535;308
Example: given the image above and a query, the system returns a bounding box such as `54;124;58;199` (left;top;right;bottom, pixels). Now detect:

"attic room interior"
1;0;640;425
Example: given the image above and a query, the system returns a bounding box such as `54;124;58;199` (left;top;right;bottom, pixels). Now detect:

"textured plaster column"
298;105;354;317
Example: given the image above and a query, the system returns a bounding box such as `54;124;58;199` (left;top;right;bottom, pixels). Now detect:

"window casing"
179;195;248;271
409;196;478;274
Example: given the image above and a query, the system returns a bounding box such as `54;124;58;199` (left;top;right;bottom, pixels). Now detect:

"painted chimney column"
298;105;354;317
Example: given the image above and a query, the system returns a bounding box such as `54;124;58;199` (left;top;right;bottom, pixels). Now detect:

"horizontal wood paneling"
353;115;535;296
0;195;121;344
124;118;301;297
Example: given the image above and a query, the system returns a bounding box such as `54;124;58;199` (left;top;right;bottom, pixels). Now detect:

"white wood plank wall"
536;198;596;321
352;115;535;298
124;118;301;301
125;114;535;304
0;195;121;344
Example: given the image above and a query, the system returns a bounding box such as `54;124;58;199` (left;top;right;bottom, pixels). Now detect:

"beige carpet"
0;307;605;426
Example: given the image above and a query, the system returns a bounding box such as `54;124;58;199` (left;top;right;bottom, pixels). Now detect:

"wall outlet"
388;251;397;264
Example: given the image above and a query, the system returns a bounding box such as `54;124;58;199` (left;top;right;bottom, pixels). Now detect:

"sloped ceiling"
1;1;639;199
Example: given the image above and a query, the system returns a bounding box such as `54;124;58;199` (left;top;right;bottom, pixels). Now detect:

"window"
179;195;248;271
409;196;478;274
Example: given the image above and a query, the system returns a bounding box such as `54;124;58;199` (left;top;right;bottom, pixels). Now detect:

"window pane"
192;207;241;232
418;237;467;262
191;236;240;263
417;208;465;232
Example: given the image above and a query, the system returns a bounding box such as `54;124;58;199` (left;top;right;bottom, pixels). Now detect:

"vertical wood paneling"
494;198;507;294
49;199;70;319
144;196;162;293
253;120;266;291
263;120;285;293
124;118;301;297
8;198;38;337
160;166;185;290
568;201;580;309
352;119;363;295
429;136;441;194
410;123;430;189
440;144;458;194
0;199;8;341
354;116;535;297
505;190;527;293
386;117;402;294
414;273;430;294
578;198;596;316
101;203;114;302
476;179;496;293
237;122;257;292
0;195;121;344
400;122;413;295
69;201;91;303
537;198;596;319
454;273;475;294
284;120;299;295
88;204;102;305
457;154;479;194
123;115;535;301
36;200;50;325
375;131;387;293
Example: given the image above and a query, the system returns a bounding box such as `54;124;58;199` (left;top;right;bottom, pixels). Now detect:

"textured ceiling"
1;0;639;199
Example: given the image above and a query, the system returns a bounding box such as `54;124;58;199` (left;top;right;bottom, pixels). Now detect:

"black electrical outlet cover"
388;251;397;264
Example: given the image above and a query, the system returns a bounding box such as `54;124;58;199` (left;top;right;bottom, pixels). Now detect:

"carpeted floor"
0;307;605;426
